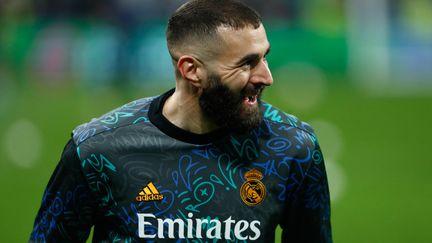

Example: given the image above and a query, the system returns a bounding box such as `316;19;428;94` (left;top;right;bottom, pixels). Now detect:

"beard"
199;74;264;134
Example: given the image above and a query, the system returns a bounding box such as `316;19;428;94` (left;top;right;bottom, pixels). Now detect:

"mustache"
241;84;265;97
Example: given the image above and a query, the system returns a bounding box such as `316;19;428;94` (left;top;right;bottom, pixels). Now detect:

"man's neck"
162;89;218;134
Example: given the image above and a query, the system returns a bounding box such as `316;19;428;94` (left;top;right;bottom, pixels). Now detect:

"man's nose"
250;59;273;86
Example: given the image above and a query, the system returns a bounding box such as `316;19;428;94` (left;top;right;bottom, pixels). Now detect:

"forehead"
215;24;269;62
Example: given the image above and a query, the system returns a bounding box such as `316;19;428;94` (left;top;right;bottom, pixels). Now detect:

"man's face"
198;24;273;133
199;72;264;133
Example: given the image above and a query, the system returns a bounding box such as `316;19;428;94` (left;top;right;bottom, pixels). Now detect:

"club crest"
240;169;266;206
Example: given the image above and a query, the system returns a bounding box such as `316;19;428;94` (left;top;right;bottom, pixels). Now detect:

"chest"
85;143;293;240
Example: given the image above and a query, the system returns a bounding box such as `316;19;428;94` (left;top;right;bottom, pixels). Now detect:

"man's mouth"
244;95;258;105
241;85;263;106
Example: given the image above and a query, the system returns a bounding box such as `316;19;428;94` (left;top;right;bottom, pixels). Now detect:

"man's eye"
243;59;257;68
243;60;253;67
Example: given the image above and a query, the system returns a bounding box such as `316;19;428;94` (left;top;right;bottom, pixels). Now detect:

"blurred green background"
1;0;432;242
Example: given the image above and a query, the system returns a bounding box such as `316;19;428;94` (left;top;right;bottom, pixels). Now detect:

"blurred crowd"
0;0;431;90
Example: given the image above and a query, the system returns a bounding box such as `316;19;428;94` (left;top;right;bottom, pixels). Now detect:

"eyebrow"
234;46;271;66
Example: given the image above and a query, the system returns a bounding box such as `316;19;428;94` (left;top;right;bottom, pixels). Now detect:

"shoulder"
260;101;318;146
261;101;315;135
259;101;323;168
72;96;157;146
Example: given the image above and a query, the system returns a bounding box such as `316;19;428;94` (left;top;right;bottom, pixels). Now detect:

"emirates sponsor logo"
137;213;261;240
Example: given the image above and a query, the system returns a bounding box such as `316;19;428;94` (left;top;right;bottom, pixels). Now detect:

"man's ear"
177;56;205;88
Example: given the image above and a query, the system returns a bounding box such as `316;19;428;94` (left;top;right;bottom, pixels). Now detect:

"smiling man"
30;0;332;242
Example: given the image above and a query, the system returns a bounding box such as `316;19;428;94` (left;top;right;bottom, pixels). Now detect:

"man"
30;0;332;242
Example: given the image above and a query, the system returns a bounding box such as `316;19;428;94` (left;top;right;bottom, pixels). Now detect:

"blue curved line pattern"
192;148;210;159
154;189;175;217
230;136;259;160
177;155;199;191
285;113;299;127
302;162;330;212
178;191;188;198
277;184;287;201
172;154;210;193
172;171;179;187
194;166;207;175
96;180;116;205
132;116;149;124
82;154;117;172
185;181;215;213
209;174;224;186
294;130;315;145
252;159;290;181
312;149;323;164
263;103;283;123
181;198;191;204
281;147;312;164
48;196;63;216
266;137;292;152
217;154;238;189
77;127;97;143
101;112;135;125
192;177;203;185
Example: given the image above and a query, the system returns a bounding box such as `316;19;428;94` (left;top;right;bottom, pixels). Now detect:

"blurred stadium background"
1;0;432;242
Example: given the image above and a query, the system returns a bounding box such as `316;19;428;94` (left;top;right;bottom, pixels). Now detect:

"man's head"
166;0;262;62
166;0;273;133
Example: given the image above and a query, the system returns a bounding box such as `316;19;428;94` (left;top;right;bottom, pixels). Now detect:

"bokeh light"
4;120;43;169
273;63;327;111
308;119;343;161
325;159;347;203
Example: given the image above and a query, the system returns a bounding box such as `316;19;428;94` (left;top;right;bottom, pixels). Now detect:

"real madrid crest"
240;169;266;206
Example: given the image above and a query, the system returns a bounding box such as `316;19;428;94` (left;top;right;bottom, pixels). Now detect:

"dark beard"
199;74;264;134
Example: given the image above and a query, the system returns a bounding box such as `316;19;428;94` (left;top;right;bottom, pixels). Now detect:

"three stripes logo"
136;182;164;202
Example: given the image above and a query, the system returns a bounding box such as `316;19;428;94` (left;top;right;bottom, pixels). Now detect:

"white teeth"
247;96;257;103
244;95;257;103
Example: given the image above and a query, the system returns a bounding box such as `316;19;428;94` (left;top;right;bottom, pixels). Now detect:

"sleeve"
29;139;97;243
281;140;333;243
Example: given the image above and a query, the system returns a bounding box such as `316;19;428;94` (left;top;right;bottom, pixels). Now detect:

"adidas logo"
136;182;164;202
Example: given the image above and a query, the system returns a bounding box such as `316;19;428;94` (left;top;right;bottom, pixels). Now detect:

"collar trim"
149;88;228;145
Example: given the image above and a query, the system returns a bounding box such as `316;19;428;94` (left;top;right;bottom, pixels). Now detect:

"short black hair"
166;0;262;59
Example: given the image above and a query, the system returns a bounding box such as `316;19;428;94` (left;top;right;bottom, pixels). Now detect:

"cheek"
222;70;250;92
